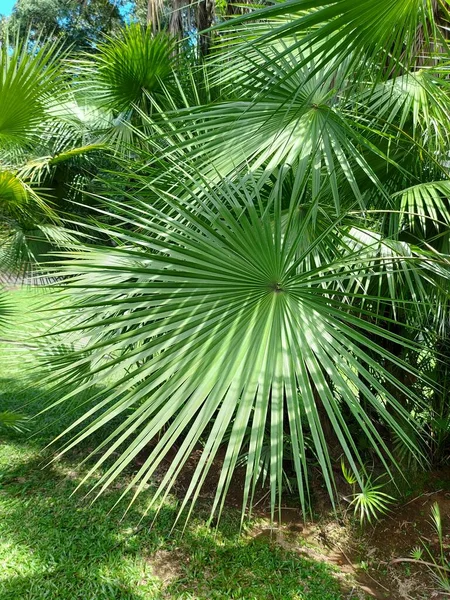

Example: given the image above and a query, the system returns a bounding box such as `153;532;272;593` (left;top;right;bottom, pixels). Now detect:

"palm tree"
37;0;450;524
0;33;110;278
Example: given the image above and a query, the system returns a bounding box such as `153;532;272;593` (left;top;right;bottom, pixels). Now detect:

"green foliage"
0;289;342;600
41;167;430;524
340;459;357;486
7;0;126;48
223;0;449;78
410;546;423;561
348;479;395;526
0;34;66;150
341;460;395;525
1;0;450;532
74;24;175;114
0;410;28;432
0;33;112;276
0;287;12;327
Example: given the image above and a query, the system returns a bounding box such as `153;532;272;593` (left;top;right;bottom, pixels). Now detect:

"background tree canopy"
5;0;126;47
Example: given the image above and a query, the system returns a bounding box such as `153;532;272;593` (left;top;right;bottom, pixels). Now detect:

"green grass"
0;287;343;600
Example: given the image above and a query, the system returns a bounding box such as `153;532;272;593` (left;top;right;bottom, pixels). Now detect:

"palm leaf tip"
0;410;29;432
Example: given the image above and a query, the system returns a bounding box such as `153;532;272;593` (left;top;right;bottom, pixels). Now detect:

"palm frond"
216;0;450;81
0;288;12;328
349;477;395;524
392;181;450;236
0;169;55;220
72;25;176;115
0;33;68;150
151;46;399;211
41;168;430;524
0;410;29;433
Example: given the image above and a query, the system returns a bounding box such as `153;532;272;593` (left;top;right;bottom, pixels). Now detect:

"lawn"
0;287;343;600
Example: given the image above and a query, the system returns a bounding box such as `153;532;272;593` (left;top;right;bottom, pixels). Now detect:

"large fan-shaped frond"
42;170;429;523
218;0;450;81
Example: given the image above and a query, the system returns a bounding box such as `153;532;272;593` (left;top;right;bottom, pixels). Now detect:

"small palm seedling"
423;503;450;593
394;503;450;595
410;546;423;560
341;459;395;525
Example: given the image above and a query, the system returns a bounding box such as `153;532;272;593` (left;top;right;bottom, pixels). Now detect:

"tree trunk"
197;0;213;58
169;0;183;40
147;0;161;34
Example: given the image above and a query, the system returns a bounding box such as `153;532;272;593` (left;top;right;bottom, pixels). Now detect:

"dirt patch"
150;549;185;584
133;444;450;599
359;486;450;599
252;486;450;600
134;443;268;509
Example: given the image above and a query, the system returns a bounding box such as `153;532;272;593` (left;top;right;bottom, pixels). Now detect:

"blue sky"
0;0;15;16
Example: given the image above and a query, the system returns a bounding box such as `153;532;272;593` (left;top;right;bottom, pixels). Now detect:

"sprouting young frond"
410;546;424;560
431;502;443;547
341;458;357;485
349;477;395;525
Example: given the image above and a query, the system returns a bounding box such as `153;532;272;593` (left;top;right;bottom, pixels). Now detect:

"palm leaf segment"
48;174;423;523
163;45;388;205
0;35;111;276
224;0;449;76
0;35;65;151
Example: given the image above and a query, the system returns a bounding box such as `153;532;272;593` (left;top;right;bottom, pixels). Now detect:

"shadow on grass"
1;575;146;600
0;375;343;600
0;467;342;600
0;374;116;444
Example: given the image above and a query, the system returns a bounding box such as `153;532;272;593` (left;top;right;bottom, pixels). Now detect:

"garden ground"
0;288;448;600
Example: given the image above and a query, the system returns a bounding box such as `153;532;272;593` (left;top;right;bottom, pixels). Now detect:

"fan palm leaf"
0;170;56;219
360;68;450;153
41;168;430;524
393;181;450;237
72;25;176;115
0;34;68;151
0;410;28;432
150;46;400;212
217;0;450;80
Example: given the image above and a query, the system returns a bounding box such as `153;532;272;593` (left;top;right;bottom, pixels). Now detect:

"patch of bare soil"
358;482;450;600
150;549;185;584
251;484;450;600
135;443;268;508
133;445;450;599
